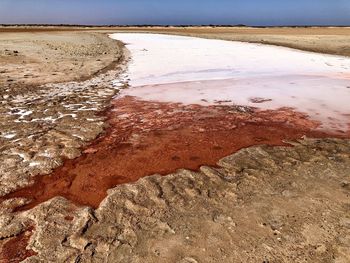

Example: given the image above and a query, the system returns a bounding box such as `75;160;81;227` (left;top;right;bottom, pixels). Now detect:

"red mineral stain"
0;226;37;263
64;216;74;221
2;96;349;211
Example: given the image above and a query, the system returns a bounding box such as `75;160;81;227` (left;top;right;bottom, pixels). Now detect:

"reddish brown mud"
2;96;349;211
0;226;37;263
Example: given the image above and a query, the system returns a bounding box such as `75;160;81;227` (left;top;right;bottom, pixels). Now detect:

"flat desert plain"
0;26;350;263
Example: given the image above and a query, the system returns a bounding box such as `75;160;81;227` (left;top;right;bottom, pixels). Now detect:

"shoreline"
4;96;348;212
4;32;349;211
0;39;130;197
110;26;350;58
2;27;350;90
1;29;350;262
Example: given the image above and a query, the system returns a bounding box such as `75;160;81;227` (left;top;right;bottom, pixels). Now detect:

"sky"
0;0;350;26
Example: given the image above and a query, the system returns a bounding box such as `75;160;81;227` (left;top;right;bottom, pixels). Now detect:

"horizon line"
1;23;350;28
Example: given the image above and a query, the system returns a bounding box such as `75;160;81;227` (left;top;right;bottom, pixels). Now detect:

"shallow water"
4;33;350;211
110;33;350;132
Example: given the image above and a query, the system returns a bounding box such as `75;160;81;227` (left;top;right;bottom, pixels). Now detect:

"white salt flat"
110;33;350;132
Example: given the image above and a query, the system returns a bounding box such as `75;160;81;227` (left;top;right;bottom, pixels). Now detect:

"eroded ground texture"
0;29;350;263
0;56;129;198
0;138;349;262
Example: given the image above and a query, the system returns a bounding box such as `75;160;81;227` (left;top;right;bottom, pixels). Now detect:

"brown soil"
3;96;347;211
1;27;350;262
0;31;124;94
152;33;350;57
106;26;350;57
0;226;36;263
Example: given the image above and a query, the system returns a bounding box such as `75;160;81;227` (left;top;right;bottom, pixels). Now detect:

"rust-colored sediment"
0;227;37;263
3;96;349;211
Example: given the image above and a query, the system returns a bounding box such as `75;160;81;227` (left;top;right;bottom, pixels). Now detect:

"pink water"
110;33;350;133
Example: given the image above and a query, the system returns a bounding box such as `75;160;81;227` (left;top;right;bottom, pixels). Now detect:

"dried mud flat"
1;138;350;262
0;55;129;198
0;32;131;262
0;31;123;91
0;28;350;263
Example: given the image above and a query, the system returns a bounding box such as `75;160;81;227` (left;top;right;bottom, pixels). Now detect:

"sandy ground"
0;27;350;262
2;27;350;93
112;26;350;57
0;31;123;96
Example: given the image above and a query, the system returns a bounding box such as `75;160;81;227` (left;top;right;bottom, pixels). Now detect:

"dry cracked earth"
0;30;350;263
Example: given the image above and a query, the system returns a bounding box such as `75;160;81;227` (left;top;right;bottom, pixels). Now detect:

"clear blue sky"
0;0;350;26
